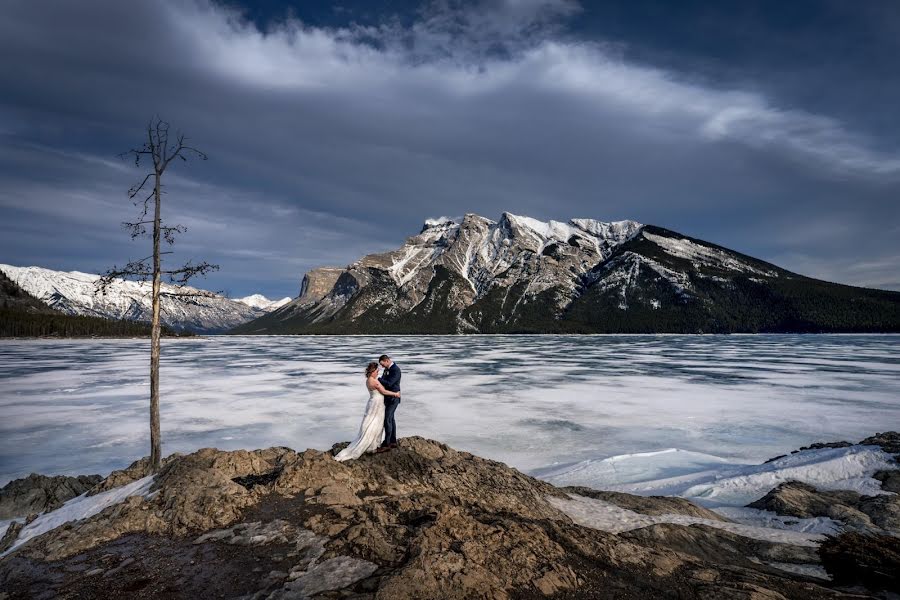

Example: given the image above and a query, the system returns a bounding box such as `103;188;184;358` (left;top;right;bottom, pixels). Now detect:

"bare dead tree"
98;117;219;472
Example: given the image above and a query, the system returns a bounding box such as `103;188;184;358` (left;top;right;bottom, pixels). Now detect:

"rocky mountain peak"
419;217;458;234
233;214;900;334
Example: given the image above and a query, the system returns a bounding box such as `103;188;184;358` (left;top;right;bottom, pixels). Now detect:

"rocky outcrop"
749;431;900;540
298;267;344;305
0;473;102;519
1;437;895;599
747;481;900;536
0;522;24;553
860;431;900;456
560;487;728;521
875;470;900;493
621;523;821;572
819;533;900;591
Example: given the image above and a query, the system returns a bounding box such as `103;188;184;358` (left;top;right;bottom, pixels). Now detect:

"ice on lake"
1;334;898;492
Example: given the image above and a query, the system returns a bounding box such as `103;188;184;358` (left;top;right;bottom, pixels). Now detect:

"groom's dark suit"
379;362;401;447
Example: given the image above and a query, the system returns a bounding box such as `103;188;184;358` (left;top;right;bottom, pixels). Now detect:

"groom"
376;354;401;453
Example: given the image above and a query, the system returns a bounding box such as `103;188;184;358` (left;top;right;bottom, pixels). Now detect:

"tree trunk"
149;172;162;472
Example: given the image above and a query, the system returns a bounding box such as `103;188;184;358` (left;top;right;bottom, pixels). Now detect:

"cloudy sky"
2;0;898;298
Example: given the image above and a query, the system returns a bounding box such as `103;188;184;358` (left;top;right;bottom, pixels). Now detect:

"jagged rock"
0;437;874;599
297;267;344;306
621;522;821;572
819;532;900;591
874;470;900;493
747;481;900;535
561;487;729;521
793;441;852;453
859;432;900;456
0;473;102;519
268;556;379;599
0;522;23;553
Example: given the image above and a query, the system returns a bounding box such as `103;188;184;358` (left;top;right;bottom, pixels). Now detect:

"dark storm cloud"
1;0;898;297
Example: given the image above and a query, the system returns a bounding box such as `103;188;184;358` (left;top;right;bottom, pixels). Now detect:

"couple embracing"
334;354;402;462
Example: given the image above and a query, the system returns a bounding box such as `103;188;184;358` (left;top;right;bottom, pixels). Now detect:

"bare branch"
160;131;208;171
127;172;154;200
163;260;219;286
159;289;223;300
160;224;187;245
123;220;147;239
95;258;153;296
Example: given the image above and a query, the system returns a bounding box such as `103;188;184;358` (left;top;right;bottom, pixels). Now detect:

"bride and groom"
334;354;402;462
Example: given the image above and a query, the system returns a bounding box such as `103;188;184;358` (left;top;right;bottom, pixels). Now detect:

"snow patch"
542;445;897;509
423;217;458;228
548;493;826;546
678;445;896;507
712;507;843;536
643;232;777;277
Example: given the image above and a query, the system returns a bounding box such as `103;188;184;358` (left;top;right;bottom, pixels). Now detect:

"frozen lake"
1;334;898;488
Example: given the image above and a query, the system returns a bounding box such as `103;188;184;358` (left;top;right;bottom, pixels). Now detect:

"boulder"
747;481;900;536
819;532;900;591
859;431;900;456
0;473;102;519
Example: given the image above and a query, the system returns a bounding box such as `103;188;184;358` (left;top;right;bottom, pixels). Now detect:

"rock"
747;481;900;535
874;469;900;493
0;437;871;599
270;556;378;599
86;454;178;495
621;523;820;570
819;532;900;591
0;522;23;553
0;473;102;519
859;431;900;456
763;432;900;464
561;487;729;521
792;441;852;453
193;520;301;547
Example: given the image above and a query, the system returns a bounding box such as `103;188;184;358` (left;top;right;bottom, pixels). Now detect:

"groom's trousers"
383;397;400;446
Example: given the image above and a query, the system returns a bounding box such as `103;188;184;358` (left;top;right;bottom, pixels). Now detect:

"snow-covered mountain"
235;294;292;311
234;212;900;334
0;265;288;334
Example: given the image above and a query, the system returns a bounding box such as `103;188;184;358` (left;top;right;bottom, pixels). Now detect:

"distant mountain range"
232;212;900;334
0;269;165;338
0;264;289;334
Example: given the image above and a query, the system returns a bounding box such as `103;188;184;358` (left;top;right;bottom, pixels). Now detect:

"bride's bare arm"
370;378;400;397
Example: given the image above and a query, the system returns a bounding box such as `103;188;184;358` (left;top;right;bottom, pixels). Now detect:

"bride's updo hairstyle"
365;362;379;377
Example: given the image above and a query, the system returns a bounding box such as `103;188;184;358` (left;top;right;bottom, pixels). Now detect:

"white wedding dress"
334;386;386;462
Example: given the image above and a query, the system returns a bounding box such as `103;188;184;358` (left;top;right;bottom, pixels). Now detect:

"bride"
334;362;401;462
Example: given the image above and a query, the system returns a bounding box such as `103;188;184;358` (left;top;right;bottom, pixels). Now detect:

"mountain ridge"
233;213;900;334
0;264;289;334
0;269;172;338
